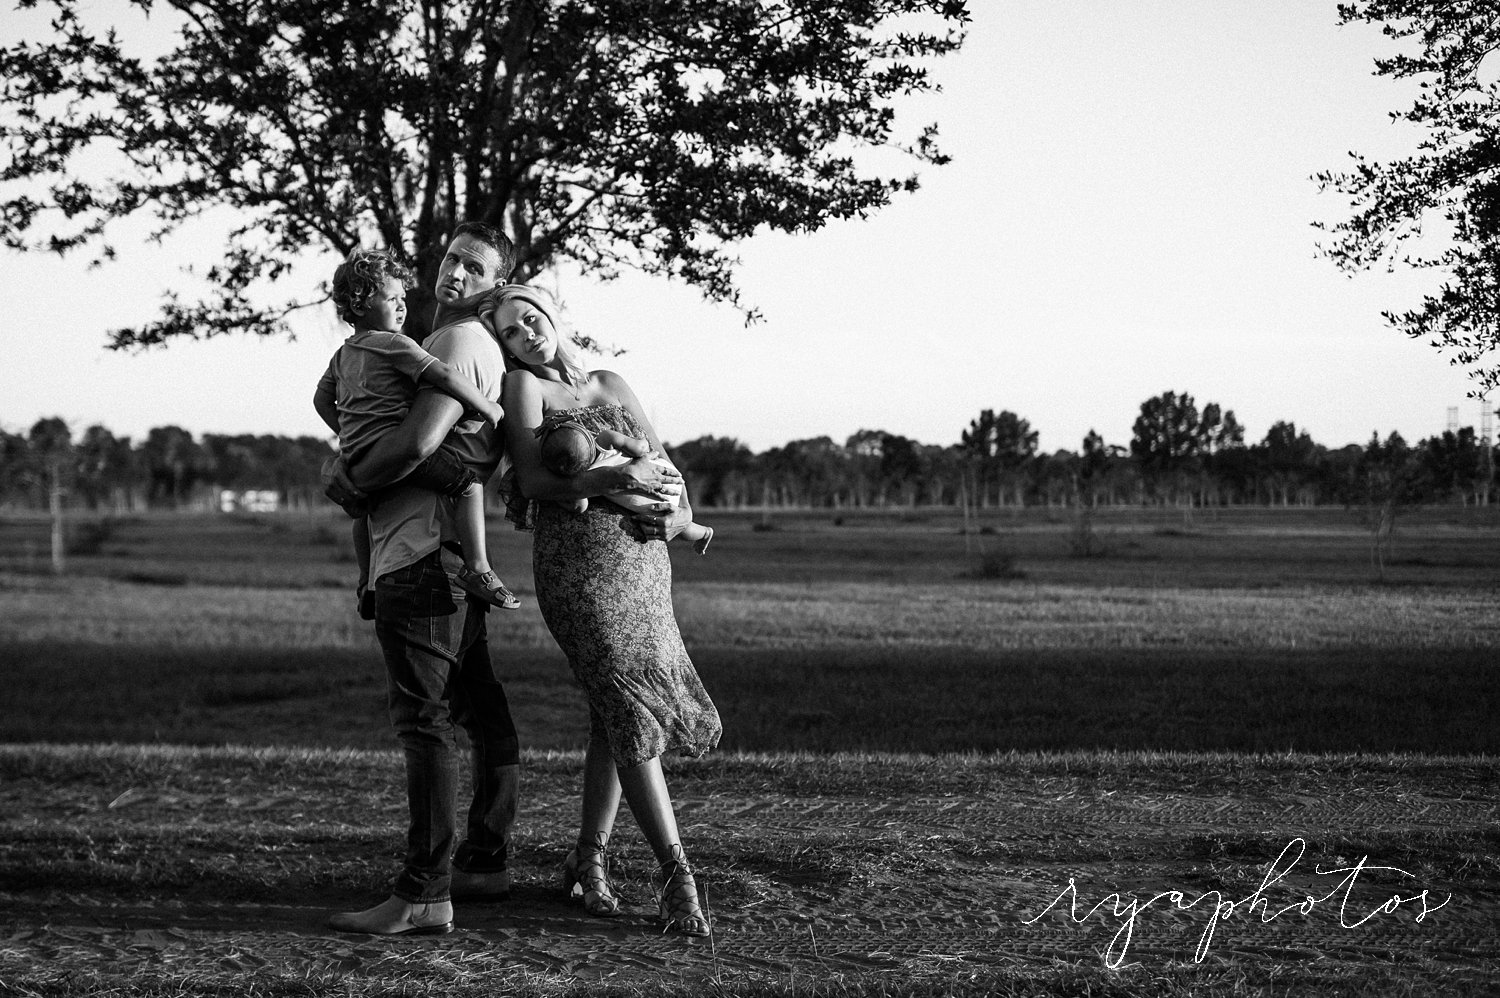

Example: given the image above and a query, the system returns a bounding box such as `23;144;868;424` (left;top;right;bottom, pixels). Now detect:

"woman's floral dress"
508;403;720;768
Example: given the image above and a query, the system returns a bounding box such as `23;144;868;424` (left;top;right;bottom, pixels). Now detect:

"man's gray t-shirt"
367;317;505;582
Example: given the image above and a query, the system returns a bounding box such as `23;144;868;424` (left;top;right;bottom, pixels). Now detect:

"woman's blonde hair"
486;284;590;387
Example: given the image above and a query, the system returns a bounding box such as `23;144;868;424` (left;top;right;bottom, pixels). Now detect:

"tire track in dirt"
2;755;1496;985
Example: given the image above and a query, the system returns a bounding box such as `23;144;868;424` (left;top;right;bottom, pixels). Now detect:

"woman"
488;284;720;937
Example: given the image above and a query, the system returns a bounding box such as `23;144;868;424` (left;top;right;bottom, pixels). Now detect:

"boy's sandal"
457;566;522;610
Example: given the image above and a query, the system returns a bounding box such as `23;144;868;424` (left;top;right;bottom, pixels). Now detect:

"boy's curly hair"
331;250;416;325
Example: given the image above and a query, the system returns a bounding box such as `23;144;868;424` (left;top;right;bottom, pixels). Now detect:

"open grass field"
1;506;1497;995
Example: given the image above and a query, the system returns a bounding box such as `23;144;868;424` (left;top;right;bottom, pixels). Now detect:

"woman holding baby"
486;284;719;938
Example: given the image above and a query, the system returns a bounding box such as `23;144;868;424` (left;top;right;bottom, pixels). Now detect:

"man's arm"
347;389;466;492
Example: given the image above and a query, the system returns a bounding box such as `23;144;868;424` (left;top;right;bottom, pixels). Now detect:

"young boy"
538;419;713;554
314;249;520;617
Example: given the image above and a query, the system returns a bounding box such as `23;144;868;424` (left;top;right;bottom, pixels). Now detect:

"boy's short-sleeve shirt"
322;330;439;461
366;318;506;582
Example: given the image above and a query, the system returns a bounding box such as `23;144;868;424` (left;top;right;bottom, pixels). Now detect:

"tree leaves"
1;0;969;348
1317;2;1500;394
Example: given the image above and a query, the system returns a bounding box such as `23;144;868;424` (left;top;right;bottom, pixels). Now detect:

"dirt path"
0;747;1496;989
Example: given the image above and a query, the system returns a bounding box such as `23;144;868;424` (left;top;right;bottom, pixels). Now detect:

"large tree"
1075;428;1129;506
1342;430;1433;577
757;434;845;506
667;433;752;507
1129;390;1241;504
959;408;1037;506
1316;2;1500;394
1420;426;1491;504
1254;419;1320;506
1;0;968;346
76;423;139;510
1129;391;1200;481
140;424;207;506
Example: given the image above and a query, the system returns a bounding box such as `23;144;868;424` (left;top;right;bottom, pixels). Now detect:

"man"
327;222;520;936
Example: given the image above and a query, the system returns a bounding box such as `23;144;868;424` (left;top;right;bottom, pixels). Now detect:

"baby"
539;420;714;554
314;249;520;616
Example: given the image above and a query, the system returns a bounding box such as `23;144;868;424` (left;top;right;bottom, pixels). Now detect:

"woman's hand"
629;503;693;542
611;454;683;502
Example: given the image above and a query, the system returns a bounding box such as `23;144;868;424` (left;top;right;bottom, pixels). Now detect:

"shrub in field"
119;571;189;586
64;517;116;556
968;546;1024;580
1069;506;1112;558
309;524;342;547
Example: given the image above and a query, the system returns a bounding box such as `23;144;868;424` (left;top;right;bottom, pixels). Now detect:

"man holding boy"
327;222;520;936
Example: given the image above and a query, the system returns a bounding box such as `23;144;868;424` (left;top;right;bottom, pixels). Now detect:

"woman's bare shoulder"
501;369;545;415
590;369;635;395
502;368;545;397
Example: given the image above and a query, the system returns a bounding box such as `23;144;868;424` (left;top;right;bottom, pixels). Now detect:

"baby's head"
539;421;597;477
332;250;415;329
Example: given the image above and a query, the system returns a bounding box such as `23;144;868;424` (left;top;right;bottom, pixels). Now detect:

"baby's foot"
456;566;522;609
693;526;713;555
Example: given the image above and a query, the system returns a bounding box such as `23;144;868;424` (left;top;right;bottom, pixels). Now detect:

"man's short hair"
453;221;517;283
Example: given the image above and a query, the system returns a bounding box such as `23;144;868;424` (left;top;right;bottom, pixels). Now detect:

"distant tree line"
2;391;1496;513
1;419;332;513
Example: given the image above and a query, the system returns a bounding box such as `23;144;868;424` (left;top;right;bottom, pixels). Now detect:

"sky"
4;1;1497;456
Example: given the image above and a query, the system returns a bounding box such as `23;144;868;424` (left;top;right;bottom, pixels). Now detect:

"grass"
1;507;1497;752
6;504;1500;590
2;595;1496;752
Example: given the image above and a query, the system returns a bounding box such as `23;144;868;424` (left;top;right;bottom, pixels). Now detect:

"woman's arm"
420;359;504;428
595;370;696;540
502;370;682;504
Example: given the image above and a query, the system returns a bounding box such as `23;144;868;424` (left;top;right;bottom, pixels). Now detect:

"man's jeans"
374;545;519;903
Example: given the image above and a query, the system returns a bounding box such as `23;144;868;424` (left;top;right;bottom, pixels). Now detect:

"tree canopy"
1;0;968;346
1316;1;1500;394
